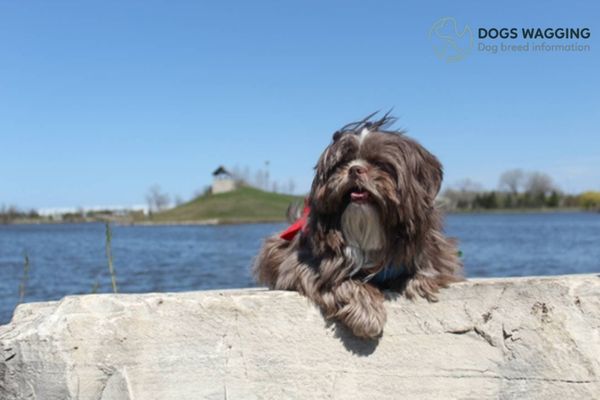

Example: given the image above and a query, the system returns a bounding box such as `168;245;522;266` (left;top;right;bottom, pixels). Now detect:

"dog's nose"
349;165;367;176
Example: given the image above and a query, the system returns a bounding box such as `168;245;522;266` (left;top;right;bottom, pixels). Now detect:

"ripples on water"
1;212;599;324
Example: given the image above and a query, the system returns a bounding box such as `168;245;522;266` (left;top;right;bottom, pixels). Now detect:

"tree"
473;191;498;209
498;169;525;194
286;178;296;195
502;193;514;208
579;191;600;210
442;179;484;209
486;191;499;209
456;178;484;193
524;172;555;197
264;161;270;191
27;209;39;218
0;205;22;223
231;165;247;185
146;185;171;214
546;191;560;207
242;166;251;184
254;169;265;190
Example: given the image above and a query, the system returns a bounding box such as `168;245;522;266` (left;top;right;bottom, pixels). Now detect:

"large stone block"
1;275;599;399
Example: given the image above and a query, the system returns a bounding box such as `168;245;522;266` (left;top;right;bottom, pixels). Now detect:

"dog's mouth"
348;187;371;203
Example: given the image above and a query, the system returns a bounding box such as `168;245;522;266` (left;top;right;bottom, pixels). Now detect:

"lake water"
1;212;599;324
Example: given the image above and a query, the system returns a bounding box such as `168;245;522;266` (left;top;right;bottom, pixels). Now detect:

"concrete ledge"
1;275;599;399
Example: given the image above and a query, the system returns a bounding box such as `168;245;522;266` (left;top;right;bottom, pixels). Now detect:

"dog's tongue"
350;190;369;202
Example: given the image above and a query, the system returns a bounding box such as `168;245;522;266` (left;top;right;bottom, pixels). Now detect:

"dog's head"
309;113;443;248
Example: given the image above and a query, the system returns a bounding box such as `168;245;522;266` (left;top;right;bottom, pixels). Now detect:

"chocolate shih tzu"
253;113;463;339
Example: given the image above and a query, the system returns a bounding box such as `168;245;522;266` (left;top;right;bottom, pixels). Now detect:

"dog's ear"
402;136;443;204
405;139;443;201
310;142;336;205
312;144;332;189
313;134;356;186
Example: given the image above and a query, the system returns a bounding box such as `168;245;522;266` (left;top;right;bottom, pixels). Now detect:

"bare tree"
230;165;248;186
456;178;483;193
193;185;212;198
232;165;242;180
524;172;555;196
442;179;484;210
287;178;296;194
498;169;525;194
264;161;270;191
146;185;171;213
254;169;265;189
242;166;250;184
174;195;184;206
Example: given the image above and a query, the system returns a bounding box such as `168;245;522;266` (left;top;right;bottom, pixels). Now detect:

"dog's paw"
403;274;443;302
331;281;387;339
336;302;386;339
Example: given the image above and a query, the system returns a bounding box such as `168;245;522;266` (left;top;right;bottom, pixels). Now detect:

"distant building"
212;166;237;194
37;204;149;217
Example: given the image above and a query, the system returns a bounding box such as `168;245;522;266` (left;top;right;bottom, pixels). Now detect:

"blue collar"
367;264;407;284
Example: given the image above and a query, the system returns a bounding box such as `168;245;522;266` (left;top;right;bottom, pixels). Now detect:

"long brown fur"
253;114;463;339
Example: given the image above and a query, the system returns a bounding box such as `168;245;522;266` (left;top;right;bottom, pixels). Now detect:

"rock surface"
1;274;599;399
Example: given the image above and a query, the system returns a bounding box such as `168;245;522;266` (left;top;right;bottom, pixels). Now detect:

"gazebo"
212;166;236;194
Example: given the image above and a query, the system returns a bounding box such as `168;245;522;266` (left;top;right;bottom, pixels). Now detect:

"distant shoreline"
1;208;597;227
129;218;288;226
445;207;589;215
0;218;289;226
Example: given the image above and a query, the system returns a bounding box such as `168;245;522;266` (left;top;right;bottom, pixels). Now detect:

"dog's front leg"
320;279;386;339
401;232;464;301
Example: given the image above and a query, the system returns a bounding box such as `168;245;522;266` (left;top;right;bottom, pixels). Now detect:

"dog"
253;113;463;339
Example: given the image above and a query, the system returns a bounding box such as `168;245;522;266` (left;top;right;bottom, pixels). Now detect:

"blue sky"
1;0;598;209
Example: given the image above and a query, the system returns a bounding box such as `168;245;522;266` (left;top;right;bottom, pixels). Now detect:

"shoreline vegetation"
3;207;594;227
1;187;304;226
2;169;600;226
1;190;598;226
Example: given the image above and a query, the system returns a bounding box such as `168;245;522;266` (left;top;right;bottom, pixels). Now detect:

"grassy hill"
148;186;304;224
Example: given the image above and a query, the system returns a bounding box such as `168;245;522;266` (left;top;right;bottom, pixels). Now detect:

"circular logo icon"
429;17;473;63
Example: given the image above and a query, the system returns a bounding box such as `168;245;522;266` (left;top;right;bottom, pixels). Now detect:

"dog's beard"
341;201;386;277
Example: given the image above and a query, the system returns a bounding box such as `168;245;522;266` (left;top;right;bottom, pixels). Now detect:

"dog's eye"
329;160;346;175
372;161;397;178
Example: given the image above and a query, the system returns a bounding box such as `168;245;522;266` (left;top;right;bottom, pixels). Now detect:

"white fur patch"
347;159;367;171
359;127;370;145
341;202;385;276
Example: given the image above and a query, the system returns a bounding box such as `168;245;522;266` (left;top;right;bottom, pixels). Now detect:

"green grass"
149;186;303;224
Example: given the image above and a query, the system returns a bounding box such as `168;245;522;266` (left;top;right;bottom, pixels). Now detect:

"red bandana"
280;200;310;241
